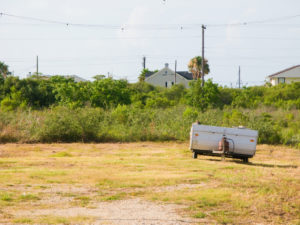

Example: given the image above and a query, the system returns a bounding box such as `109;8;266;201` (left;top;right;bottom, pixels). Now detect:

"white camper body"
190;123;258;162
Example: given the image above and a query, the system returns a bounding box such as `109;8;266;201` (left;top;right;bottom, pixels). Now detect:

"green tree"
138;69;158;82
187;79;220;110
130;82;156;106
50;76;90;108
161;84;186;103
188;56;210;86
0;61;11;78
90;78;131;108
93;75;106;81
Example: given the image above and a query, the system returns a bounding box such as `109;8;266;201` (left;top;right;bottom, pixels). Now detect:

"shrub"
35;107;104;142
0;105;298;148
187;79;221;110
183;107;199;121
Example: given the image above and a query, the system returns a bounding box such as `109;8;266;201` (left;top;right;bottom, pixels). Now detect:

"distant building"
268;65;300;85
145;63;193;88
61;75;87;82
29;74;87;83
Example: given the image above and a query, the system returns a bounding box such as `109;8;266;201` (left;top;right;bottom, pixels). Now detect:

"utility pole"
201;25;206;87
238;66;241;88
36;55;39;76
174;60;177;84
142;56;146;69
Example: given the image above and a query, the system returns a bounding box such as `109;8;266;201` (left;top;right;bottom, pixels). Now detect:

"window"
165;82;168;87
171;82;174;86
278;77;285;84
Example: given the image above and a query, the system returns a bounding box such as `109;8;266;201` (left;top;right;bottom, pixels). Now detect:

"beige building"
145;63;193;88
268;65;300;85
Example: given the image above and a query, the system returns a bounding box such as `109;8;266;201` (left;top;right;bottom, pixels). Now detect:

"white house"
268;65;300;85
145;63;193;88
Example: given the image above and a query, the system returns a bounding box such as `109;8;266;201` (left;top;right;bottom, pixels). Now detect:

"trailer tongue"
190;123;258;162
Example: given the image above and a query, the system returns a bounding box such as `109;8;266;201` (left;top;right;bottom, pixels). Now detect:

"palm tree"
188;56;210;86
0;61;11;79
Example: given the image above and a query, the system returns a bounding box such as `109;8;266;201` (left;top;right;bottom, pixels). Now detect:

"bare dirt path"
15;198;205;225
9;183;209;224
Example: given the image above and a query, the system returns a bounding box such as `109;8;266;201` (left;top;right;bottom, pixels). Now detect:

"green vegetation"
51;151;73;157
19;193;40;201
0;192;14;202
0;104;299;148
73;196;91;206
13;215;95;224
0;62;299;147
188;56;210;82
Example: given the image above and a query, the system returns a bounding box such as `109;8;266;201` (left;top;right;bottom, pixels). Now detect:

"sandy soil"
6;183;210;224
14;198;204;225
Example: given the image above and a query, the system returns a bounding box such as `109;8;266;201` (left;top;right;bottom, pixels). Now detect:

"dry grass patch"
0;142;299;224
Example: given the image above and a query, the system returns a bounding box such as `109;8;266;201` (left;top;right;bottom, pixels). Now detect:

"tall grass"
0;106;299;148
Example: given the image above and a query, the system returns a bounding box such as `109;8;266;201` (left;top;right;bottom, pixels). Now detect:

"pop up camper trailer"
190;123;258;162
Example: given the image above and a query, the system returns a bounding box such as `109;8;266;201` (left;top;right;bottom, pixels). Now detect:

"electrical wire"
0;35;299;41
0;12;120;29
1;12;300;30
1;10;299;85
207;14;300;27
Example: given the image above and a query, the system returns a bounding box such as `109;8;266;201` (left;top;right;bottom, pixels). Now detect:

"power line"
207;35;300;40
3;55;300;64
1;12;300;30
0;35;299;41
0;12;120;29
207;14;300;27
206;46;300;50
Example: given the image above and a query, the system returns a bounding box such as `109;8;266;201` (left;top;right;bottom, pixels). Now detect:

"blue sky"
1;0;300;86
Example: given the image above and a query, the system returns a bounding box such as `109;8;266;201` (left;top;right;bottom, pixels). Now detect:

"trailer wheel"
242;157;249;163
193;152;198;159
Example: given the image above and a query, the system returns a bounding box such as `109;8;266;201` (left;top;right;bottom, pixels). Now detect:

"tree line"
0;61;299;148
0;72;299;111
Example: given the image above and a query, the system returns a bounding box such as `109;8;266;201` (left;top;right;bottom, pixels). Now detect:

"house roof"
176;71;193;80
145;72;155;78
268;65;300;78
145;70;193;80
63;75;87;82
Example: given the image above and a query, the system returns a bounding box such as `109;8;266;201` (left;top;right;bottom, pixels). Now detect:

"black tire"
193;152;198;159
242;157;249;163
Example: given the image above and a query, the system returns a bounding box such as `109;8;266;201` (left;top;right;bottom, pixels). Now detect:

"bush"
183;107;199;121
0;103;299;148
35;107;103;142
187;79;221;110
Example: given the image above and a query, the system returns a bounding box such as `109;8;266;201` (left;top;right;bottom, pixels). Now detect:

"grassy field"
0;142;299;224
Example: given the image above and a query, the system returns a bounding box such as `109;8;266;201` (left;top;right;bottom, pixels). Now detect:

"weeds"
19;193;40;201
73;196;90;206
0;106;299;148
51;152;72;157
0;192;14;202
193;212;206;218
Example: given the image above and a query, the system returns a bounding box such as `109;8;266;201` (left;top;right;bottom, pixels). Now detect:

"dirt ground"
14;197;201;225
0;142;299;224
